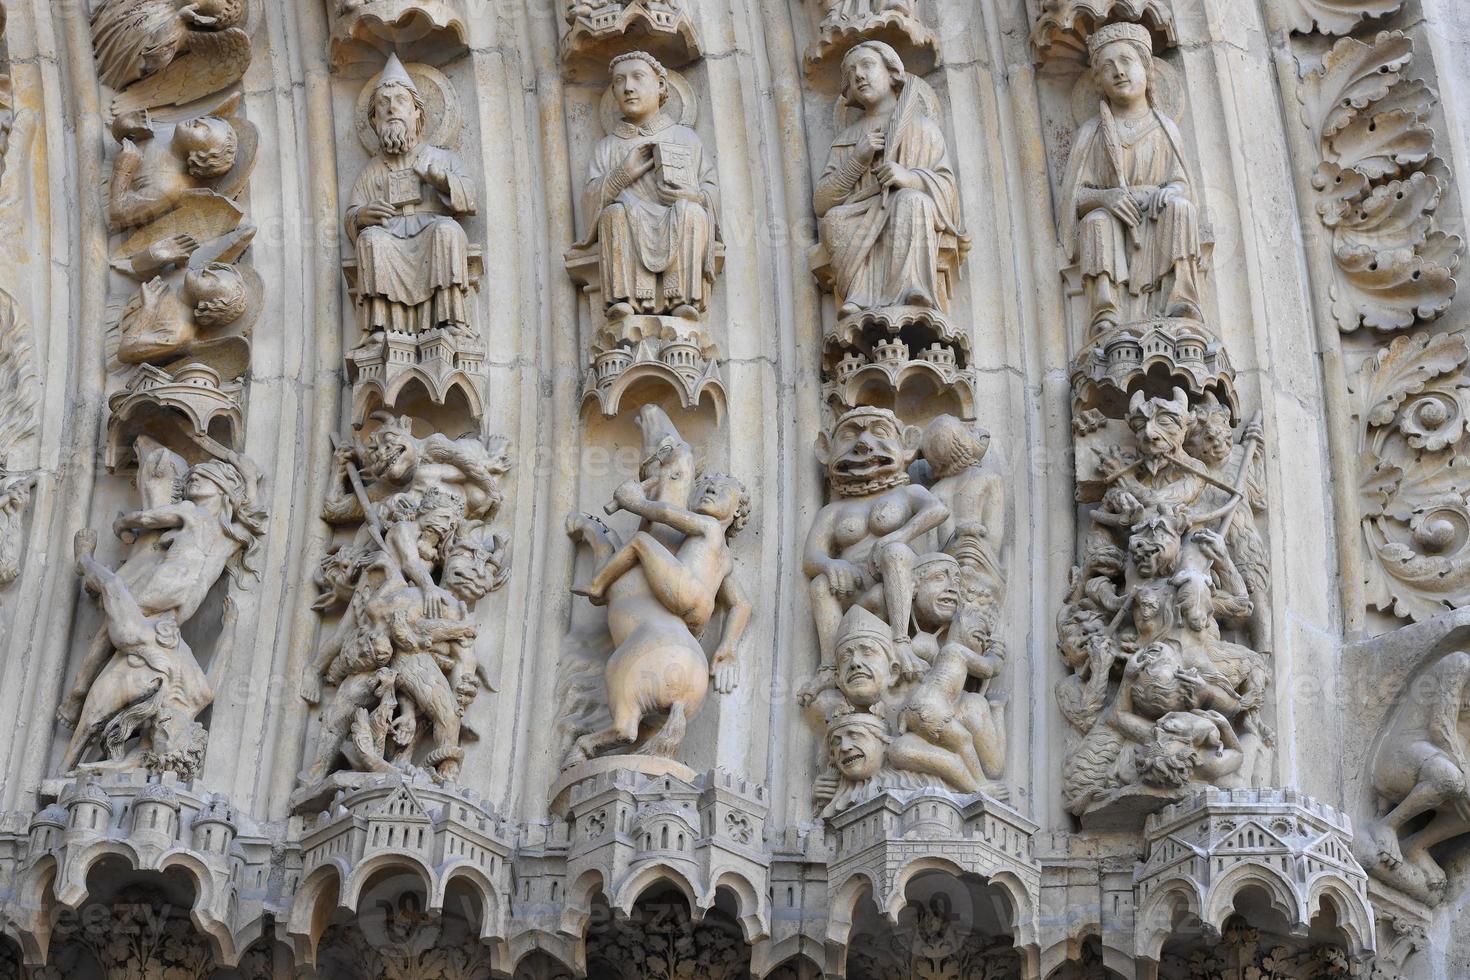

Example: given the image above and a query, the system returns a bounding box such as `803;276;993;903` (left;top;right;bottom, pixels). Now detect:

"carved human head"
826;704;889;781
834;605;898;706
920;415;990;480
912;553;961;630
184;263;248;329
841;41;904;109
610;51;668;123
371;55;427;155
442;522;507;603
693;472;751;537
1127;504;1187;579
1186;393;1234;467
174;116;238;179
185;459;246;508
365;413;420;483
1138;711;1219;789
1088;22;1153;107
816;406;922;494
1128;387;1190;458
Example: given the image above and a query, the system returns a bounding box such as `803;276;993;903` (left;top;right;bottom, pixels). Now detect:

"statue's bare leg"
799;576;844;706
638;701;688;759
584;532;701;622
566;703;641;767
567;513;621;603
875;542;925;677
1375;755;1465;865
962;698;1006;779
297;672;379;785
393;652;463;780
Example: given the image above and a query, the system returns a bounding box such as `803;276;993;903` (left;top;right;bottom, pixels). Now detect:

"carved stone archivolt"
567;52;725;419
811;42;971;416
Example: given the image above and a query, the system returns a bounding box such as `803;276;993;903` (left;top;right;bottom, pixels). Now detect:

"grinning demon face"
818;407;921;493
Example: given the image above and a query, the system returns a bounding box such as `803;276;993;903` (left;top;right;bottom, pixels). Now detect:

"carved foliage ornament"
1352;331;1470;621
1276;0;1406;37
1299;32;1463;333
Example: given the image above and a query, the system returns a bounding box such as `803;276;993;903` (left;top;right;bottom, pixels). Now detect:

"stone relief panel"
797;408;1009;814
812;42;972;417
560;406;748;771
566;52;725;418
57;436;266;781
1297;30;1463;334
91;0;252;116
295;415;511;811
343;56;485;425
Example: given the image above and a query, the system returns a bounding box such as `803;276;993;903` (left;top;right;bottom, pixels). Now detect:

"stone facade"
0;0;1466;977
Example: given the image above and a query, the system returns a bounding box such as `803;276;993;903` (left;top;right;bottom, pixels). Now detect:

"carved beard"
378;117;417;155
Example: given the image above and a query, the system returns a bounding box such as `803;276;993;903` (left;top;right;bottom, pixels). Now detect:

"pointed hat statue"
836;604;894;648
375;53;420;97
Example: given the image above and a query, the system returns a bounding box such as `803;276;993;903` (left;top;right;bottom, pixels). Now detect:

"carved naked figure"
813;41;964;319
802;406;947;701
913;414;1004;590
58;437;265;777
1060;22;1202;333
577;51;719;321
1362;652;1470;904
108;111;240;231
90;0;248;92
563;408;750;766
346;55;477;339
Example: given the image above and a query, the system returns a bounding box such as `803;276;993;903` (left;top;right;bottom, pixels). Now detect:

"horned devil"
564;406;751;767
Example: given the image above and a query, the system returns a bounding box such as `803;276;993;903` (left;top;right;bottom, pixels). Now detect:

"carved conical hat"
376;53;419;97
836;605;893;647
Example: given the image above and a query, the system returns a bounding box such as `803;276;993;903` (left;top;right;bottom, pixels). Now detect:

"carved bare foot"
796;666;836;708
894;637;926;681
570;581;610;606
73;528;98;573
56;695;84;729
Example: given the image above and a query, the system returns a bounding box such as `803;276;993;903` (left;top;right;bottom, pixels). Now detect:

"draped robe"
579;112;719;315
1062;106;1202;318
814;85;963;317
91;0;189;91
346;141;477;336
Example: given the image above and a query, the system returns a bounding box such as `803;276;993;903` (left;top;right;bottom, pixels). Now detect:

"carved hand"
1242;419;1265;446
656;181;701;206
115;139;144;174
425;161;449;191
140;277;168;309
147;233;200;270
875;161;921;191
620;142;657;183
711;651;738;695
612;478;647;511
855;128;885;165
1191;527;1228;563
1103;188;1142;228
824;558;863;598
358;200;398;228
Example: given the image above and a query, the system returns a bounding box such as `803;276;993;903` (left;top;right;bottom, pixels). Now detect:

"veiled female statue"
1060;22;1203;334
813;41;965;321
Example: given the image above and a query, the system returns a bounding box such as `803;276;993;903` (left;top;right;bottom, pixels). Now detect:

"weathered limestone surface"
0;0;1467;976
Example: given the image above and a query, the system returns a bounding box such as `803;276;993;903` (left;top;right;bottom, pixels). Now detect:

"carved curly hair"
695;472;750;538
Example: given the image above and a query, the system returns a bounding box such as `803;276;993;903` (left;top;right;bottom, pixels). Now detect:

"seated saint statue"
345;55;478;339
1061;22;1203;333
814;41;965;320
578;50;720;321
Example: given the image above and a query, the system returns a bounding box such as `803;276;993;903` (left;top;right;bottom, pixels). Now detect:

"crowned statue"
345;55;478;340
1061;22;1203;335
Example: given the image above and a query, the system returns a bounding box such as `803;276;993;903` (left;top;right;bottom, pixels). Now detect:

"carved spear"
330;432;389;552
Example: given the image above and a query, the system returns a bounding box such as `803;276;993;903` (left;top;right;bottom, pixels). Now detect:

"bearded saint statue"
345;55;478;339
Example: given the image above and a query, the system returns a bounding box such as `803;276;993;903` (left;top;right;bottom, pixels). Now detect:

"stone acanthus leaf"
1299;32;1464;333
1275;0;1406;37
1352;330;1470;620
